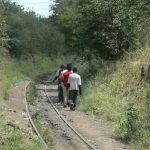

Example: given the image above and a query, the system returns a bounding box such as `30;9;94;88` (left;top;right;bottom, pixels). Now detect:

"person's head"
64;66;67;70
67;63;72;71
60;64;64;69
73;67;77;73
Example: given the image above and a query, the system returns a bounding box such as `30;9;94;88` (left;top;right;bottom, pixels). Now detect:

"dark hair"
60;64;64;68
67;63;71;67
67;64;72;71
73;67;77;72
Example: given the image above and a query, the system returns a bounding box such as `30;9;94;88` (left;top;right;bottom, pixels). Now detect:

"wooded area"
0;0;150;149
0;0;150;59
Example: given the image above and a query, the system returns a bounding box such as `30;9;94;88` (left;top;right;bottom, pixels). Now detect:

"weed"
27;82;37;105
0;122;43;150
79;48;150;148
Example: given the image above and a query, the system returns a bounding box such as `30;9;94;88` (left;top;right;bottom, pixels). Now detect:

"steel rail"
44;82;97;150
25;81;48;150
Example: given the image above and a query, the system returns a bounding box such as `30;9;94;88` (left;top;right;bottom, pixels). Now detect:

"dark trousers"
69;90;78;106
58;85;64;103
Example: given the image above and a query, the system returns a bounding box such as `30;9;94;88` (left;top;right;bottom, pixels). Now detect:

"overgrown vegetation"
0;0;150;149
0;52;73;101
79;48;150;149
27;82;37;105
52;0;150;59
0;111;44;150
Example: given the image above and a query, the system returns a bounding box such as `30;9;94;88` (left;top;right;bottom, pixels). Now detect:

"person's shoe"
70;103;74;111
63;104;67;108
67;102;70;107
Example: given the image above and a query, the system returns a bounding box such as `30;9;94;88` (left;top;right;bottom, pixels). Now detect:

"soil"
0;81;33;133
0;81;130;150
35;83;130;150
61;109;129;150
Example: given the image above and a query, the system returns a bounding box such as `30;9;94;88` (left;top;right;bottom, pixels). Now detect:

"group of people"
53;64;82;110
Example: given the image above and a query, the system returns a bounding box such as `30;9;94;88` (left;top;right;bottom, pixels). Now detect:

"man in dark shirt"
53;65;65;104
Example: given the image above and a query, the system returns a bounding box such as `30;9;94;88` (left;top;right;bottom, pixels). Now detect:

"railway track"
26;76;98;150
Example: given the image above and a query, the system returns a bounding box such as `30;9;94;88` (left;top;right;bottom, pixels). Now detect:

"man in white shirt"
67;67;82;110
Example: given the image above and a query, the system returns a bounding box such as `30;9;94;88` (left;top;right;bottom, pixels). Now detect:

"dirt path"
35;84;90;150
0;81;41;149
36;83;130;150
0;81;130;150
61;108;129;150
0;81;33;133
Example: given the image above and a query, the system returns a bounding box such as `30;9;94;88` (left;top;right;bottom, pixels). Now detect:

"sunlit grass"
0;53;86;149
0;58;25;100
0;54;73;100
0;122;44;150
79;48;150;149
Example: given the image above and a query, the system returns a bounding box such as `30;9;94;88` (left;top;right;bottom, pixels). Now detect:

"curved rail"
25;75;97;150
43;82;97;150
24;81;48;150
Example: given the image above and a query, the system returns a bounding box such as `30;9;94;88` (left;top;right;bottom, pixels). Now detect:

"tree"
52;0;150;59
2;0;66;57
0;1;9;47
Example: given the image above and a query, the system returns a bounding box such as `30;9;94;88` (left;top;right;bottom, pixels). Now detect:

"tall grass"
0;54;74;100
79;48;150;149
0;58;25;100
0;54;72;149
0;120;44;150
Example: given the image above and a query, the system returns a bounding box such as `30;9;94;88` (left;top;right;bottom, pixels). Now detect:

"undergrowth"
79;48;150;149
0;58;25;100
0;114;44;150
27;81;37;105
2;50;150;149
0;54;73;101
0;54;73;149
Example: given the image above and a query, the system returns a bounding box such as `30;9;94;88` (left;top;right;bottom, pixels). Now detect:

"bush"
79;47;150;149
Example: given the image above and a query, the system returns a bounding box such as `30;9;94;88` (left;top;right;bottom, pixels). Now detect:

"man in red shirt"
61;64;72;107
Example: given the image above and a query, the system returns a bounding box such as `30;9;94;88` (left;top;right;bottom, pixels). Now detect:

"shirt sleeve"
78;76;82;85
56;69;60;77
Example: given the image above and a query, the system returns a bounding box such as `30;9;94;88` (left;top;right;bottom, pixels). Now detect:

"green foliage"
0;57;25;100
0;54;68;149
52;0;150;59
0;53;74;101
0;0;66;57
0;0;150;148
27;82;37;105
0;121;43;150
79;48;150;149
0;1;9;47
118;103;140;142
17;54;68;78
1;0;150;59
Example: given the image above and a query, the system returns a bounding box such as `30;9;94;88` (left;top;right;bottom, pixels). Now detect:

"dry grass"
79;47;150;149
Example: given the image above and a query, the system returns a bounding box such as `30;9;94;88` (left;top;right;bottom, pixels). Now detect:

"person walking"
67;67;82;110
61;64;72;107
53;65;65;104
